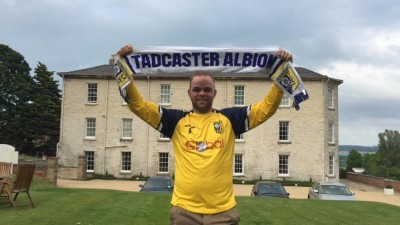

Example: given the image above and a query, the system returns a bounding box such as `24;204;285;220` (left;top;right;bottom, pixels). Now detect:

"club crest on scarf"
214;121;224;134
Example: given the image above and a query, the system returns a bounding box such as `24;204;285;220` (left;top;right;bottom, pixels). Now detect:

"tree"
377;130;400;168
346;149;363;172
29;62;61;155
0;44;35;150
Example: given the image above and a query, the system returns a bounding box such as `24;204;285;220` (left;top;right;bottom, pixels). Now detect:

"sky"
1;0;399;146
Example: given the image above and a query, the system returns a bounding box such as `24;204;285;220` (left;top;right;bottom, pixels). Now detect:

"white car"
308;182;356;201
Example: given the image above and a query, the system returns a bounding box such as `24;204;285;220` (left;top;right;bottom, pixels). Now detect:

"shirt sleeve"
248;83;283;129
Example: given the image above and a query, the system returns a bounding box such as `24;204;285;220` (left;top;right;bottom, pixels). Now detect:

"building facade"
57;59;342;182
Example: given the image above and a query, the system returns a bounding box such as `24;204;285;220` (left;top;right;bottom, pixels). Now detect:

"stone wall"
347;172;399;192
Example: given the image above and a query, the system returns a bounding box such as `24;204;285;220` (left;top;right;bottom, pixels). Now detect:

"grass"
1;178;399;225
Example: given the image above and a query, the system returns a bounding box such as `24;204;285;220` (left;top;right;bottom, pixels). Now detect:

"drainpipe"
323;77;331;179
146;75;150;176
102;79;110;174
57;74;66;158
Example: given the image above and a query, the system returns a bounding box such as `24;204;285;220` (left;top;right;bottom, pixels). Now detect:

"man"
117;44;293;225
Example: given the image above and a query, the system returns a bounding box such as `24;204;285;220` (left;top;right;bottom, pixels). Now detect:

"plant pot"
384;188;394;196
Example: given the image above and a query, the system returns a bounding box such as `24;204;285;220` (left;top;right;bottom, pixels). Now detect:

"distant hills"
339;145;378;152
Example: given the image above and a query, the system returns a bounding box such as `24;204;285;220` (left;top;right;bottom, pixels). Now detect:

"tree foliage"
0;44;61;155
0;44;34;150
363;130;400;181
346;149;363;171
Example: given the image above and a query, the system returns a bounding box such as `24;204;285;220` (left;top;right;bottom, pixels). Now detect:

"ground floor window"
329;155;334;176
159;152;169;173
85;151;94;172
279;155;289;175
234;154;244;175
121;152;131;172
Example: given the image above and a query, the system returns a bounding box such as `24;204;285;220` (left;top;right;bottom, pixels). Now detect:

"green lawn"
1;178;399;225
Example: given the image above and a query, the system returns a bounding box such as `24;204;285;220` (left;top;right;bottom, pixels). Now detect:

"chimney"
109;54;116;65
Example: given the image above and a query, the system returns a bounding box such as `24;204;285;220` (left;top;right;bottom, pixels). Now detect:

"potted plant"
384;185;394;196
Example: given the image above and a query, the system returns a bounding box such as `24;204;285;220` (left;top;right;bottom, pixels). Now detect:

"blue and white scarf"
114;47;309;110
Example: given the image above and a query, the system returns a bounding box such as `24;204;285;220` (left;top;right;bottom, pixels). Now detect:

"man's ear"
214;89;217;97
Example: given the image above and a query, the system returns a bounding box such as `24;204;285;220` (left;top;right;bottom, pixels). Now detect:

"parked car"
139;177;174;193
308;182;356;201
251;181;290;198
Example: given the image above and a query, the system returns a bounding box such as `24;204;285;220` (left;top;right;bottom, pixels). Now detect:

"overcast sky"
1;0;399;146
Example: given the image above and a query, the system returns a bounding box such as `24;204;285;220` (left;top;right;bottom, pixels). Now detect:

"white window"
234;85;245;106
279;155;289;176
121;152;131;172
160;84;171;105
85;151;94;172
233;154;244;175
85;118;96;138
328;87;334;109
122;118;133;139
328;123;334;144
159;153;169;173
279;121;290;142
87;83;98;103
329;155;334;176
279;95;290;107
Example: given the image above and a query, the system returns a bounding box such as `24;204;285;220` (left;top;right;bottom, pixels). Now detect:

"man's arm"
117;45;161;129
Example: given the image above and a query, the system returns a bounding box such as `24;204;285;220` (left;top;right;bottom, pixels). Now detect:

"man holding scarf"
117;44;293;225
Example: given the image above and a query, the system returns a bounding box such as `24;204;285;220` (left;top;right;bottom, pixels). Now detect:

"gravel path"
57;178;399;207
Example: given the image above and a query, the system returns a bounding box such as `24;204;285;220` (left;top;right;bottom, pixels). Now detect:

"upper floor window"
234;85;245;106
279;94;291;107
328;123;335;144
122;118;133;139
279;121;290;142
85;118;96;138
328;87;334;109
121;152;131;172
233;154;244;175
160;84;171;105
159;132;170;141
87;83;98;103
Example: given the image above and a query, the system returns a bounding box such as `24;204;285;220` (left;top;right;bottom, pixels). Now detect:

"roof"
57;64;342;83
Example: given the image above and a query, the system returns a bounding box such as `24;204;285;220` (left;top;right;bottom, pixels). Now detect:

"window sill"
328;142;336;146
120;138;133;142
235;140;245;143
120;171;132;175
158;138;171;142
328;107;335;111
277;175;291;178
84;138;96;141
85;103;98;106
278;141;292;144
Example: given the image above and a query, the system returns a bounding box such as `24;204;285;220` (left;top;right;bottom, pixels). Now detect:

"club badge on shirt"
214;121;224;134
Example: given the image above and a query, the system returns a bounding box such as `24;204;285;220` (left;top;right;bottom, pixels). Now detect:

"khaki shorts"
170;206;240;225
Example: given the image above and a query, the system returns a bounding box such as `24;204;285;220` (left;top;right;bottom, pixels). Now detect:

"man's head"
188;71;217;114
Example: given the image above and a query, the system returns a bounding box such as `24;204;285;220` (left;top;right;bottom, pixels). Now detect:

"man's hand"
117;44;134;56
278;49;293;62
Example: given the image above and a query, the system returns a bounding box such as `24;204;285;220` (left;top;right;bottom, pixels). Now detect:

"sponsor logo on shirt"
185;140;225;152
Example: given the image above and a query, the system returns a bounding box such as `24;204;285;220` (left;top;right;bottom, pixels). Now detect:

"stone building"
57;58;342;182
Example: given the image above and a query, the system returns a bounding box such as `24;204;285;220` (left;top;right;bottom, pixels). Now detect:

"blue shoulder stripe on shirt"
158;108;189;138
219;107;249;136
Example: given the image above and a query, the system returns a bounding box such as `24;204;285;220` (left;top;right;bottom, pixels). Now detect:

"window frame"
87;83;98;104
234;85;245;106
121;152;132;173
328;87;334;109
278;154;289;176
279;94;291;107
122;118;133;140
158;152;169;173
85;118;96;139
328;123;335;144
85;151;94;172
328;155;335;176
279;121;290;142
233;154;244;175
160;84;171;105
